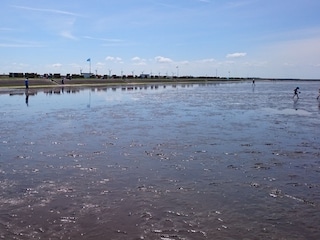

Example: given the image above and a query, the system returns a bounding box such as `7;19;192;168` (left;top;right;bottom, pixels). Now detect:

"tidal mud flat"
0;81;320;239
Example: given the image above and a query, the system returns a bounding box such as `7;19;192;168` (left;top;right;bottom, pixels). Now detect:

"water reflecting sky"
0;81;320;239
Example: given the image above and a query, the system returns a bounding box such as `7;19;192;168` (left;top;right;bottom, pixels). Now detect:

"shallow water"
1;81;320;239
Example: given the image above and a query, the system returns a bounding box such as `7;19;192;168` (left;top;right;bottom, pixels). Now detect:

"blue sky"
1;0;320;79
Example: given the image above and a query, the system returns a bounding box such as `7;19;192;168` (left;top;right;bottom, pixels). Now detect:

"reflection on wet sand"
1;81;320;239
4;83;192;97
25;90;29;106
293;98;299;110
43;88;80;95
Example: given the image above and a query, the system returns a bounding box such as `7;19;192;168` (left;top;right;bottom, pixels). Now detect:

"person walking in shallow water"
24;77;29;89
317;88;320;100
293;87;300;99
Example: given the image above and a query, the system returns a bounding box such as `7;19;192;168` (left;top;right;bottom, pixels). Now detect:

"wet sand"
0;81;320;239
0;77;247;95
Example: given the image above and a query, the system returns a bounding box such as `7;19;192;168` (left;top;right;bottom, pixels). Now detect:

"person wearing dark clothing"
293;87;300;99
25;77;29;89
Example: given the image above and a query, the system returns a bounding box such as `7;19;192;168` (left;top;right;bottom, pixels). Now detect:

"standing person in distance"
24;77;29;89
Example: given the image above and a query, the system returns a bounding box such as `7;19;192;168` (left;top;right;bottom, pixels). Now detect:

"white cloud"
134;62;147;66
198;58;216;63
226;52;247;58
105;56;123;64
131;57;146;65
179;60;190;65
105;56;114;61
155;56;173;63
52;63;62;68
131;56;143;61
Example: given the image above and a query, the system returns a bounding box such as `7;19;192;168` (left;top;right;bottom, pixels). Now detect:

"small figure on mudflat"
293;87;300;99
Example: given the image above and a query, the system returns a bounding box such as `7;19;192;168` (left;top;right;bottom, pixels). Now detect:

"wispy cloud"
11;5;82;17
96;62;106;67
226;52;247;58
0;43;34;47
198;58;216;63
0;41;44;48
52;63;62;68
83;36;123;42
0;28;15;31
225;0;257;9
60;31;77;40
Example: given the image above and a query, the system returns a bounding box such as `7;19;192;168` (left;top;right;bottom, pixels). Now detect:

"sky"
1;0;320;79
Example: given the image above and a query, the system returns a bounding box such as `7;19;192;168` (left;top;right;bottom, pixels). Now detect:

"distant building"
53;73;61;78
9;72;24;78
81;73;92;79
25;73;38;78
140;74;150;79
72;74;83;78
